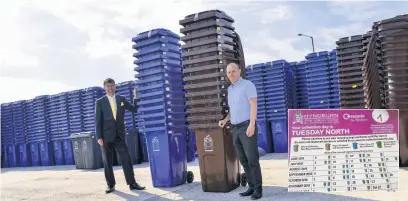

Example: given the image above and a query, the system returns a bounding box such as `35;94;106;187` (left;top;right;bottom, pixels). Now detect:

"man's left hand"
246;123;255;137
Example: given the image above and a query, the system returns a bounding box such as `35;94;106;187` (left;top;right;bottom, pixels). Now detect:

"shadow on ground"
107;185;383;201
1;160;201;173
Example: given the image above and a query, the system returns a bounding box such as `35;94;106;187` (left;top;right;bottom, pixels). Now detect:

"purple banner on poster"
288;109;399;154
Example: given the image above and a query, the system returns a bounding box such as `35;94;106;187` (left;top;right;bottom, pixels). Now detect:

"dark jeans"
101;135;136;187
232;120;263;191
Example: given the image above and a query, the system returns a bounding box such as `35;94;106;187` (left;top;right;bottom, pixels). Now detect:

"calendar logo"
294;111;303;124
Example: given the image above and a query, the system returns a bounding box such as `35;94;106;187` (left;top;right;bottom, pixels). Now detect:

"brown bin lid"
339;88;364;94
187;114;224;123
183;63;226;74
184;80;229;90
385;102;408;109
179;10;234;26
339;82;364;89
182;43;235;56
337;66;363;73
187;106;229;115
182;38;236;52
180;18;234;34
385;97;408;103
184;72;226;82
184;55;238;68
185;89;227;99
186;98;226;107
181;27;234;42
384;90;408;97
182;46;234;58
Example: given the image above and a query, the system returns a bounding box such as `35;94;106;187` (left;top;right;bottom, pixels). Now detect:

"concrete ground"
1;153;407;201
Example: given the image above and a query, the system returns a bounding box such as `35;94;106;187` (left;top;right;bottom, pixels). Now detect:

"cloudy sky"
0;0;407;103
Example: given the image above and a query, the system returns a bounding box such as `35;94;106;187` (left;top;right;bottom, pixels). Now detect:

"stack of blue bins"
81;87;105;132
293;61;309;109
1;103;15;167
116;81;137;130
245;63;272;153
264;60;296;153
48;92;74;165
13;100;30;167
68;89;83;134
132;28;189;187
27;95;53;166
329;49;341;108
305;51;340;108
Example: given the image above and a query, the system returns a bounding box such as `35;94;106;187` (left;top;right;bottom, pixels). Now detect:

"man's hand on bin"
98;139;104;146
246;123;255;137
218;119;227;128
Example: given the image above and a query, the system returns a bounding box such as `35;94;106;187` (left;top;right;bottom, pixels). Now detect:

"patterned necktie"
109;96;116;120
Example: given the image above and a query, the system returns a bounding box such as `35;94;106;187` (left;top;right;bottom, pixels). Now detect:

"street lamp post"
298;33;315;53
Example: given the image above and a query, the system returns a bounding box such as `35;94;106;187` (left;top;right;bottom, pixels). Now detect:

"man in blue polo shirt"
219;63;263;200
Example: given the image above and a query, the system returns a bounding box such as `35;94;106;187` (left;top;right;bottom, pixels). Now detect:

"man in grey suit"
95;78;146;193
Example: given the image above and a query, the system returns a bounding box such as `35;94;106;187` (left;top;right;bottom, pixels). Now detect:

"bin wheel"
240;173;247;187
187;171;194;183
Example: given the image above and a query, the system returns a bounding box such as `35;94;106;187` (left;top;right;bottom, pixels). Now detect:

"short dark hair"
103;78;115;85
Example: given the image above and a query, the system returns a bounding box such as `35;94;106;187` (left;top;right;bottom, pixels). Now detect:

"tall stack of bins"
81;87;105;132
13;100;30;167
305;51;339;109
115;81;137;130
287;62;299;109
374;15;408;165
245;63;272;153
132;28;193;187
294;61;309;109
264;60;295;153
67;89;83;134
28;95;53;166
179;10;246;192
1;103;15;167
336;32;372;108
329;49;341;108
48;92;73;165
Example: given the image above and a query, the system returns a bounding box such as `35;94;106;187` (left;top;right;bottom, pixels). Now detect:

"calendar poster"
287;109;399;192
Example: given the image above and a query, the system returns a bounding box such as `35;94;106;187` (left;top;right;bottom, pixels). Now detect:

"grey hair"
226;62;240;70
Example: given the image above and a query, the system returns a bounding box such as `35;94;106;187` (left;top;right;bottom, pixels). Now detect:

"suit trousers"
232;120;263;191
101;134;136;187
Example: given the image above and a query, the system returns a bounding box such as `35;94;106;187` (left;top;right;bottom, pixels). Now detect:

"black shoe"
251;190;263;200
105;186;115;194
129;183;146;190
239;189;254;196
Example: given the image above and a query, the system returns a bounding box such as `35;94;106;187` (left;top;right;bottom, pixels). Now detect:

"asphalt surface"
1;153;407;201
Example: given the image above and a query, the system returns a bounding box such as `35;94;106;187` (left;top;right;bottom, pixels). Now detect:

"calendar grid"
289;151;399;192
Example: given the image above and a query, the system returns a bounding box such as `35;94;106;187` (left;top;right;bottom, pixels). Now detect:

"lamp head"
298;33;303;36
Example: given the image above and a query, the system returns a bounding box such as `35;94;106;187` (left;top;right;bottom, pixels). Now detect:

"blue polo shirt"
227;77;257;125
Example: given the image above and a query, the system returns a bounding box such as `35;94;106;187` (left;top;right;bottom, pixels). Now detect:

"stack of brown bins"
364;14;408;166
362;29;385;109
179;10;247;192
377;15;408;166
336;32;372;108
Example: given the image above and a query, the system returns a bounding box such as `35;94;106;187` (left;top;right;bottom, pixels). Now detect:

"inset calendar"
288;109;399;192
